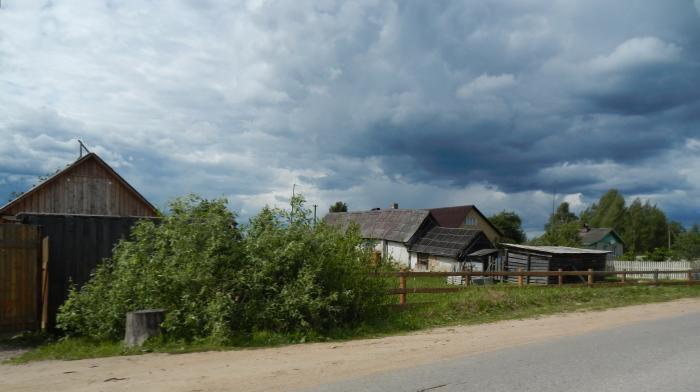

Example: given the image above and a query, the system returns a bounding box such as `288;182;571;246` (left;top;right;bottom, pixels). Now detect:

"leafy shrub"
57;195;391;341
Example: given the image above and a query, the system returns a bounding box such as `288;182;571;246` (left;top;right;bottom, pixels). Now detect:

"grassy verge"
6;281;700;364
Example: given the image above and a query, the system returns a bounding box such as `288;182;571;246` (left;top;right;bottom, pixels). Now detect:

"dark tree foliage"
671;224;700;260
530;221;583;247
623;198;668;255
329;201;348;213
545;202;578;231
489;211;526;244
579;189;626;233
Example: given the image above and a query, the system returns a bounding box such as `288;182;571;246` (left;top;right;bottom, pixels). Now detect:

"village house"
323;204;498;272
579;226;625;260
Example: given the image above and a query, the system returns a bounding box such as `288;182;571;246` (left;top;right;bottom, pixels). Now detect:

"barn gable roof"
0;153;158;216
323;209;430;243
428;205;503;236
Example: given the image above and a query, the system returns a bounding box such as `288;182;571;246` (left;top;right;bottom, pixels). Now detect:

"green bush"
57;195;391;341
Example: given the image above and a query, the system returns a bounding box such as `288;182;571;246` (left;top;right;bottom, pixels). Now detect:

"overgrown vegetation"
56;195;391;342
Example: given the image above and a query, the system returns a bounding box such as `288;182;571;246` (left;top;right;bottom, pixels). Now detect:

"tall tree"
671;224;700;260
623;198;668;254
530;221;582;247
328;201;348;213
545;202;578;231
489;211;526;244
579;189;626;232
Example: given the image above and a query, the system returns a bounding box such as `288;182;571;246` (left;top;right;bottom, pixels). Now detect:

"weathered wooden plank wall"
0;224;40;333
505;251;607;285
18;214;151;329
3;157;156;217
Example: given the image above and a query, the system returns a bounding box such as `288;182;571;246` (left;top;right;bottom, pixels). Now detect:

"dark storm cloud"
1;0;700;228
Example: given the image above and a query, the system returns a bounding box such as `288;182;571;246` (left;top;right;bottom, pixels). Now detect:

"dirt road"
3;299;700;392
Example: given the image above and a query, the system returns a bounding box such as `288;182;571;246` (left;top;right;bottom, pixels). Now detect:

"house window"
417;253;429;270
464;217;477;226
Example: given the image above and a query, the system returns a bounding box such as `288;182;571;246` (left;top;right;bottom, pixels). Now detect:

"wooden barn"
503;244;609;285
0;153;158;219
0;152;158;332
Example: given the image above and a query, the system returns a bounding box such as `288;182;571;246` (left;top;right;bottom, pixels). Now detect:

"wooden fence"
606;260;700;280
0;224;42;333
383;269;700;305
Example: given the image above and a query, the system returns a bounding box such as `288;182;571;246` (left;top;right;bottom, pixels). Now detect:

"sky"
1;0;700;236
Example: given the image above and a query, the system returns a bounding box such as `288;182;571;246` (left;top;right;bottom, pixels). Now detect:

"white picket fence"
605;260;700;280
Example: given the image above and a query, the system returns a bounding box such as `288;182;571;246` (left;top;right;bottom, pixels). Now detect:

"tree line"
529;189;700;260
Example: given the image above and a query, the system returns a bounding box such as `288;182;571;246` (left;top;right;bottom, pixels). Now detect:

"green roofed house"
579;225;625;260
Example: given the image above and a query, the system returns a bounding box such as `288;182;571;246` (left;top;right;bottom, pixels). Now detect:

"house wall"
373;240;411;267
408;252;483;272
386;241;410;267
590;233;623;260
2;158;156;217
461;209;500;244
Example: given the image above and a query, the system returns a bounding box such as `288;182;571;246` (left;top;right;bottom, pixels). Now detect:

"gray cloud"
1;0;700;232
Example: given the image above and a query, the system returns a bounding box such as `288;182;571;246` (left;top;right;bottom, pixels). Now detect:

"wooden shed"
0;152;159;332
502;244;609;285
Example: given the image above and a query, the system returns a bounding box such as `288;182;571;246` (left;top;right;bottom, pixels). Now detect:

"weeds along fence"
380;269;700;305
606;260;700;280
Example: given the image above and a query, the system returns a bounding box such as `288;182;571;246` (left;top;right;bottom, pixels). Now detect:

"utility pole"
290;184;297;225
313;204;318;225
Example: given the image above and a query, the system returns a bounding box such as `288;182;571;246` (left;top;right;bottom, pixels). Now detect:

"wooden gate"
0;224;43;333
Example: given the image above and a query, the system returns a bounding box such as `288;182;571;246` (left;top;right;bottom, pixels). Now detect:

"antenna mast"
78;140;91;158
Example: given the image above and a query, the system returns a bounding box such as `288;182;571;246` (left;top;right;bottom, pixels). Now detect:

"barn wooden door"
0;224;41;333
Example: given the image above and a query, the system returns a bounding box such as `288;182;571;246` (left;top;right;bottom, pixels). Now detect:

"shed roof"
323;209;429;243
468;248;500;257
409;225;484;258
502;243;610;255
579;227;625;246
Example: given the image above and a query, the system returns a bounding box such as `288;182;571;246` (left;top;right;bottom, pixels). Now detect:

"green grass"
7;281;700;364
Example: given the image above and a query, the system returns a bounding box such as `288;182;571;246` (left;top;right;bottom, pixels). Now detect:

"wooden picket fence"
381;269;700;305
606;260;700;280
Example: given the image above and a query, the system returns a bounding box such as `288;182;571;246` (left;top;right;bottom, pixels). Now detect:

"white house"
324;205;496;272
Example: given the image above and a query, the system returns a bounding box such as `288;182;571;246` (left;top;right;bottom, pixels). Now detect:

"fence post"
399;268;407;305
558;269;563;287
653;269;659;284
587;269;593;287
517;268;524;287
621;269;626;284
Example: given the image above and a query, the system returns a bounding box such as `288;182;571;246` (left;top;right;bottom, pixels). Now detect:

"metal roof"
323;209;430;243
502;243;611;255
468;248;500;257
579;228;624;246
409;225;483;258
